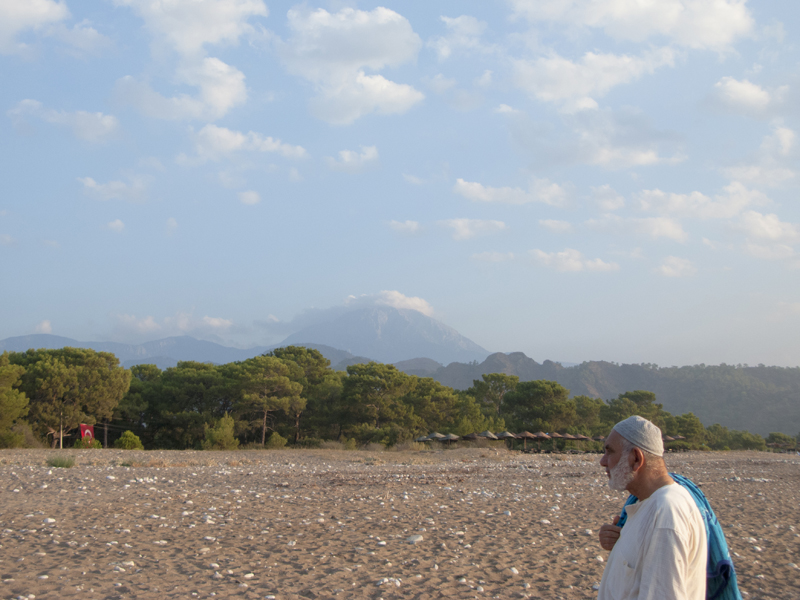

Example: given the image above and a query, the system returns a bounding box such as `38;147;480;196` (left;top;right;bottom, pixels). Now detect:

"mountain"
280;306;490;365
430;352;800;436
0;334;358;369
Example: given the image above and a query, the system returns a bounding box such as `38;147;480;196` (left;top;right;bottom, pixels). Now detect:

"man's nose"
600;454;608;466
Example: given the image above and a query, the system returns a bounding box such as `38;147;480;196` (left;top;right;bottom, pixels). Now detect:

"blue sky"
2;0;800;367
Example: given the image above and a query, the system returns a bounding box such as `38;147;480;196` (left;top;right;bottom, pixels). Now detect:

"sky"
2;0;800;367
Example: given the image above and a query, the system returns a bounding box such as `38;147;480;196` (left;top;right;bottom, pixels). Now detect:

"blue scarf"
617;473;742;600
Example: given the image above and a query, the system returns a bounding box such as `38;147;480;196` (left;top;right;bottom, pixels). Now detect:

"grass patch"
47;455;75;468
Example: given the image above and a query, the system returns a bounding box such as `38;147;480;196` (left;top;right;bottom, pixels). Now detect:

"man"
597;416;707;600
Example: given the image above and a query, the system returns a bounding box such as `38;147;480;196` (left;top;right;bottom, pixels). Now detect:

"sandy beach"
0;448;798;600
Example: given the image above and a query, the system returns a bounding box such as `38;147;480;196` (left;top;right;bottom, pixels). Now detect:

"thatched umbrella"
443;433;460;447
496;431;518;450
662;435;675;442
415;434;430;442
532;431;551;452
478;430;499;440
462;432;479;441
548;431;564;451
517;431;537;451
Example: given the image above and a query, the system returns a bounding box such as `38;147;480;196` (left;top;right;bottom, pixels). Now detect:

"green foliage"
114;430;144;450
202;413;240;450
47;455;75;468
265;431;287;449
74;437;102;449
502;380;572;432
0;352;29;448
6;343;777;452
766;431;796;448
9;348;130;446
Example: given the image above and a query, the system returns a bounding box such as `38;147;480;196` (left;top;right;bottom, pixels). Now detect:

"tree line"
0;347;797;451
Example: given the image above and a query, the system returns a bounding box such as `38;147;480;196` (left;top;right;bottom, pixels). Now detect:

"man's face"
600;431;634;491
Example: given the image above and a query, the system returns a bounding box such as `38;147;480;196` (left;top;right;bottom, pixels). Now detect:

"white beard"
608;452;635;491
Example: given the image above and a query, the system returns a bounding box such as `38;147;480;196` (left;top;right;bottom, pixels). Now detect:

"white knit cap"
612;415;664;457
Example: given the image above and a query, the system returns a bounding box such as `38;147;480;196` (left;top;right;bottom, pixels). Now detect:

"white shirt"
598;483;707;600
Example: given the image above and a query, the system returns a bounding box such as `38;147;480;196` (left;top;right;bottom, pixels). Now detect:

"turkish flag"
80;424;95;440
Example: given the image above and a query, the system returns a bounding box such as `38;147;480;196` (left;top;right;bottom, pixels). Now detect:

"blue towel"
616;473;742;600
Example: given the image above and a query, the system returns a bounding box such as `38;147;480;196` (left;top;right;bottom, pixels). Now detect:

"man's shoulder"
651;483;704;531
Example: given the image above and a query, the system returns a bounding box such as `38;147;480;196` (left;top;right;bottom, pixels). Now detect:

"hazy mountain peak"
280;305;489;365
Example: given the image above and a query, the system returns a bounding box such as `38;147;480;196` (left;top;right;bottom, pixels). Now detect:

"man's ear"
630;447;645;473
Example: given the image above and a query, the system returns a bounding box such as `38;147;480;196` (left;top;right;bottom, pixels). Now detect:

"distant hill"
393;357;443;377
431;352;800;436
281;306;490;365
0;334;359;370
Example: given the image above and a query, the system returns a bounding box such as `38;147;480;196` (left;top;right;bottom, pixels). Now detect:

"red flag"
80;424;95;440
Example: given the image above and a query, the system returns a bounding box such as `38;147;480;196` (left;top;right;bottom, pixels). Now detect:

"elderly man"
597;416;707;600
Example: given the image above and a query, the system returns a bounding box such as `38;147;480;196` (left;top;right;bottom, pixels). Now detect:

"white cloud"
8;99;119;142
530;248;619;272
539;219;573;233
494;104;521;115
471;251;514;262
35;319;53;334
113;0;266;121
513;47;675;108
115;57;247;121
476;70;493;87
428;15;489;60
638;181;768;219
184;124;307;163
712;77;789;118
592;184;625;210
325;146;378;172
658;256;697;277
723;125;796;186
345;290;434;317
403;174;424;185
202;315;233;329
78;176;148;201
737;211;799;243
512;108;686;169
440;218;507;240
113;0;267;58
389;220;420;235
587;214;688;242
509;0;753;51
280;7;424;125
454;177;568;206
114;310;236;338
106;219;125;232
239;190;260;205
0;234;15;246
0;0;69;54
743;242;795;261
426;73;456;94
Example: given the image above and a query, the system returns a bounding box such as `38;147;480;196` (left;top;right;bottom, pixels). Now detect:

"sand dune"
0;449;798;599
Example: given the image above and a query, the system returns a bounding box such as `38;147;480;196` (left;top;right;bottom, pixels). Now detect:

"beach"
0;448;797;600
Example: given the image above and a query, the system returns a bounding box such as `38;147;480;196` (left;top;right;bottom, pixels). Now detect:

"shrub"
74;437;102;449
202;413;239;451
293;437;322;449
360;442;385;452
265;432;287;449
114;430;144;450
47;455;75;468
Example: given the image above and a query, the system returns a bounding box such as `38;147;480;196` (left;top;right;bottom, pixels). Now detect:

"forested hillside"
1;346;797;450
431;353;800;436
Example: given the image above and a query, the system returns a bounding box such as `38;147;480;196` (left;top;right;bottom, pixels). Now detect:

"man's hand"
598;515;621;551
